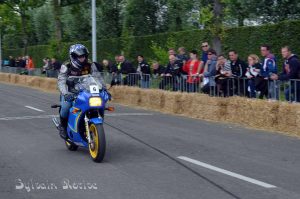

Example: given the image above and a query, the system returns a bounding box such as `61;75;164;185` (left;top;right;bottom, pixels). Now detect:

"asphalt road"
1;82;300;199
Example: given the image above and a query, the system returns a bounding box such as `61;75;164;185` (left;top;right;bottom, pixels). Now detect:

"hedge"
3;20;300;68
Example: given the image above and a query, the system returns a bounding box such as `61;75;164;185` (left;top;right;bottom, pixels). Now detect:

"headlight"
89;97;102;107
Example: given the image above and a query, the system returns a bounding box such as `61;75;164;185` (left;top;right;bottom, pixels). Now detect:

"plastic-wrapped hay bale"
276;102;299;133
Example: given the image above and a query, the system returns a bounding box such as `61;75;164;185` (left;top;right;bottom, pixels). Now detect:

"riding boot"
59;117;68;140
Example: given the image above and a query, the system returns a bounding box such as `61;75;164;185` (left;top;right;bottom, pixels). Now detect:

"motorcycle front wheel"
89;123;106;163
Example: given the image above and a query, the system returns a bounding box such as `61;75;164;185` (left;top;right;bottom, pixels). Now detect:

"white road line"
178;156;277;189
0;113;153;121
106;113;154;116
0;115;58;121
25;106;44;112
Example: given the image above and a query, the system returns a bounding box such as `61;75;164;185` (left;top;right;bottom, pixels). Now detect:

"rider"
57;44;107;140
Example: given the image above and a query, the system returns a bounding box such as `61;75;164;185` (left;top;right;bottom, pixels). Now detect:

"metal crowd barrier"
2;68;300;103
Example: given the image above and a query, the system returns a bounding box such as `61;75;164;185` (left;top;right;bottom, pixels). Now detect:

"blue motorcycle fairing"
66;89;107;148
89;117;103;125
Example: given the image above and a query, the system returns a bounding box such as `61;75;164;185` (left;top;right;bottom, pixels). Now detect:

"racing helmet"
69;44;89;68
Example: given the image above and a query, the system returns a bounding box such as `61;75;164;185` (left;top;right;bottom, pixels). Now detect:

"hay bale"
110;86;126;103
187;94;228;121
9;74;18;84
226;97;279;130
15;75;27;85
161;91;183;114
179;93;195;116
26;76;41;87
276;103;299;133
0;73;11;82
40;78;57;92
139;89;163;109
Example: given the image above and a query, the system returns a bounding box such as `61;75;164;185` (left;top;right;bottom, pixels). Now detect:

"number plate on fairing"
90;85;99;94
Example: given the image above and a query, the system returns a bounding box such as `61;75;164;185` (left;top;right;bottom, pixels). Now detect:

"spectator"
182;50;202;92
176;47;189;91
152;61;165;78
42;57;51;75
177;47;189;65
168;48;177;56
9;56;15;67
3;59;9;66
215;55;232;96
200;48;217;95
118;55;136;85
271;46;300;102
51;58;62;71
102;59;112;72
15;57;20;68
245;54;261;98
25;56;35;70
137;55;151;89
228;50;247;96
18;57;26;68
260;45;278;100
201;41;210;66
110;55;122;86
159;55;182;91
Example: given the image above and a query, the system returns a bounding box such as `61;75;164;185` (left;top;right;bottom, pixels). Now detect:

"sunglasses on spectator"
208;53;213;55
202;45;208;47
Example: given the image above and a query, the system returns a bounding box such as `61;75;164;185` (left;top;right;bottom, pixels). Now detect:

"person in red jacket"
182;50;203;92
25;56;35;70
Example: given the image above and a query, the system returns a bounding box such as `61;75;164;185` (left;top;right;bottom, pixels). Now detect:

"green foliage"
31;3;55;44
123;0;159;36
150;41;169;65
97;0;122;39
199;5;213;27
4;20;300;70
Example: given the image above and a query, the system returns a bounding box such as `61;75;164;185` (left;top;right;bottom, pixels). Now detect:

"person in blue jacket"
271;46;300;102
259;44;278;100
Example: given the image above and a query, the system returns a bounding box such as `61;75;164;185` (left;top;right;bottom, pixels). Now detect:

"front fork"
84;115;92;147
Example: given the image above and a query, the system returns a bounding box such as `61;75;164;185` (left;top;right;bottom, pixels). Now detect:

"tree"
31;3;55;44
164;0;195;31
97;0;123;39
0;0;44;54
123;0;159;36
199;0;225;54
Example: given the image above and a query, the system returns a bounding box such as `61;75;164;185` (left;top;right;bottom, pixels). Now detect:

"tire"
89;123;106;163
65;140;78;151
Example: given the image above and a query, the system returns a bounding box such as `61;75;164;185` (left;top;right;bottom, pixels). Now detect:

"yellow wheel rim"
89;124;99;159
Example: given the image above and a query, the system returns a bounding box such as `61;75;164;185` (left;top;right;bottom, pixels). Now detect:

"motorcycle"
52;75;114;163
